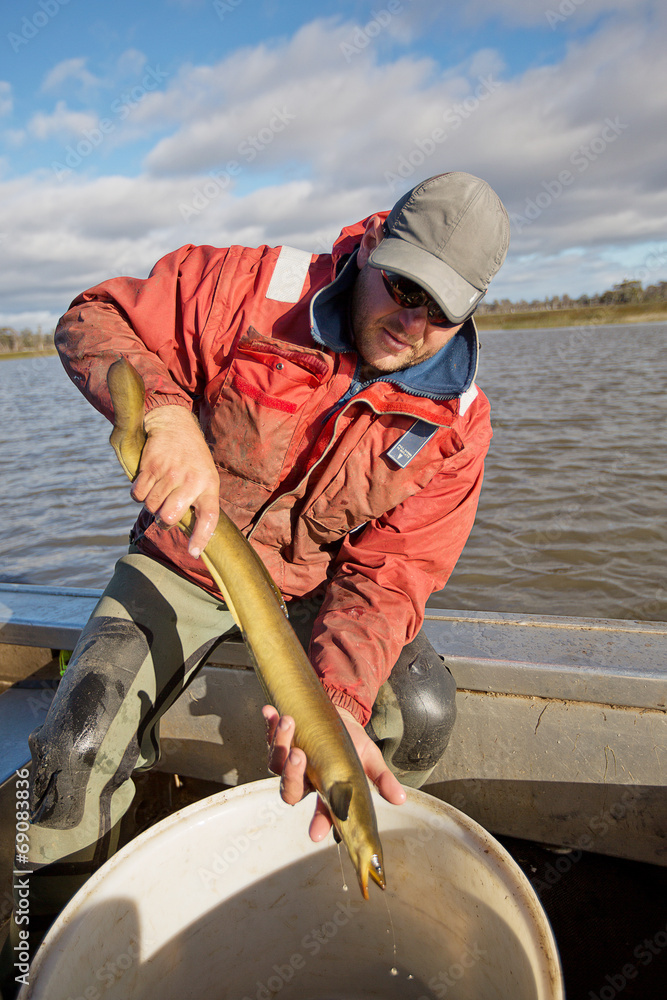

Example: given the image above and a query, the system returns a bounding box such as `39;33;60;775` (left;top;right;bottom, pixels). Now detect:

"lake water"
1;323;666;622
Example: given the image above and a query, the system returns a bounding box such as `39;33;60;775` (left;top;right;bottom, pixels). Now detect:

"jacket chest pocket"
206;339;329;490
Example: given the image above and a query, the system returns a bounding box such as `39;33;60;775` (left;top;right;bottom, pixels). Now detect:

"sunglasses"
380;270;456;327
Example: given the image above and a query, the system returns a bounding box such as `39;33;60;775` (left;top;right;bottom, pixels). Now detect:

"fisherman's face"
351;218;464;376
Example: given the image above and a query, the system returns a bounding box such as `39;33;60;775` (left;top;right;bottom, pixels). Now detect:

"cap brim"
369;238;484;323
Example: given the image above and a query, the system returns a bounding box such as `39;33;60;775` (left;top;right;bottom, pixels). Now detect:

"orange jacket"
55;218;492;724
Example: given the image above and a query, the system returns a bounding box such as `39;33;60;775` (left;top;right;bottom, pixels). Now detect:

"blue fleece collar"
310;249;478;401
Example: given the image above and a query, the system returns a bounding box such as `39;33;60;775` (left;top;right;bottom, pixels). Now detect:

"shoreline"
475;304;667;330
0;350;58;361
0;307;666;358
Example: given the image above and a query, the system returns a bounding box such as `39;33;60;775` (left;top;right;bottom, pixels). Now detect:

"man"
0;171;508;996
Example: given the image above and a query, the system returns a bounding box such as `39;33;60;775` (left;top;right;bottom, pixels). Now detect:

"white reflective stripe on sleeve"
266;246;313;303
458;383;478;416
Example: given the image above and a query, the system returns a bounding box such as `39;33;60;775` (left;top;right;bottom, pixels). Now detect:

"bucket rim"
20;777;564;1000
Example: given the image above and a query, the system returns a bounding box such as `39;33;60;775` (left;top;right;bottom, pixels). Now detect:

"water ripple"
1;326;666;620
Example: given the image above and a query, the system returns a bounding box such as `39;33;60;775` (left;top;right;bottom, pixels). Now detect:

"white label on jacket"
266;246;313;303
458;383;478;416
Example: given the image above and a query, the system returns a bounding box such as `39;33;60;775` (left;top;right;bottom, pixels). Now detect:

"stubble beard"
351;267;425;378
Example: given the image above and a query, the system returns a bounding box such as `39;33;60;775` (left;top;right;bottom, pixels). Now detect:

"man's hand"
131;404;220;557
262;704;406;842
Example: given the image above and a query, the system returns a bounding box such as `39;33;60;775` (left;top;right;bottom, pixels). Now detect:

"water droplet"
390;967;398;976
382;891;398;971
336;842;348;892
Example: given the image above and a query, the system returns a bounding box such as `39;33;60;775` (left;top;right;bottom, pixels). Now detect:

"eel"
106;357;385;899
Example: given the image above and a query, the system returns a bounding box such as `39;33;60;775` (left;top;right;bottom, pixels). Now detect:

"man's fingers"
359;739;405;802
188;494;221;558
261;707;404;844
280;746;308;806
376;768;407;806
129;469;155;503
267;714;295;777
131;406;221;553
308;798;333;842
130;469;219;558
151;484;218;533
133;474;176;516
261;705;407;850
269;714;309;806
262;704;279;740
337;710;407;807
261;707;314;808
151;485;196;527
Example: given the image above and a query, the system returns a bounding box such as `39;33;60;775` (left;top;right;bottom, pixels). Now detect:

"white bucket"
20;779;563;1000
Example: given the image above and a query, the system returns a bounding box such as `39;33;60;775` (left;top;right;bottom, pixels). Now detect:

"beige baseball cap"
368;172;510;323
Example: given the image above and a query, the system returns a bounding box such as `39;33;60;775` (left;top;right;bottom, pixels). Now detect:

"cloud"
0;6;666;327
26;100;100;141
140;19;458;179
136;12;667;259
41;57;102;94
115;48;149;80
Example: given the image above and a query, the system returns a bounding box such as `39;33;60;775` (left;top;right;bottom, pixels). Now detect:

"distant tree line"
1;278;666;349
478;280;667;314
0;327;54;353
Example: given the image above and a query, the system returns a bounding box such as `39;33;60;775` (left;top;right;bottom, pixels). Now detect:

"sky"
1;0;666;332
